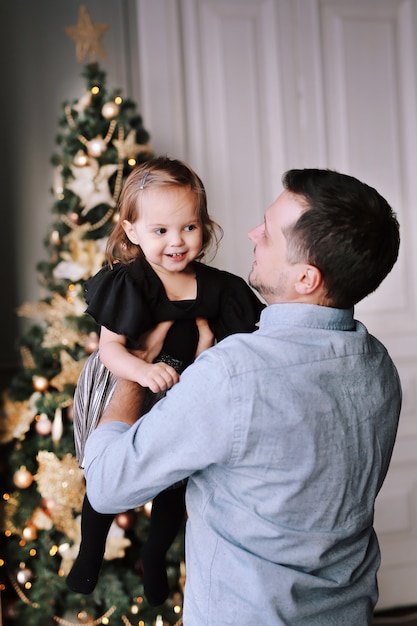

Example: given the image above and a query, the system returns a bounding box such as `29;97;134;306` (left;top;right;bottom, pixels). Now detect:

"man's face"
248;190;306;304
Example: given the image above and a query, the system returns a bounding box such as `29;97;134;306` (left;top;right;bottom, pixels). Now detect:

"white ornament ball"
87;137;107;157
32;375;49;392
102;101;120;119
35;413;52;436
16;567;33;585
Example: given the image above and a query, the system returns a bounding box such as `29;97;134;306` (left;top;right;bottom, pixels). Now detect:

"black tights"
66;484;186;606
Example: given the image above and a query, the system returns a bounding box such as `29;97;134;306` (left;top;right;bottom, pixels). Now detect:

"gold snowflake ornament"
0;393;35;443
113;130;151;161
49;351;88;391
35;451;85;537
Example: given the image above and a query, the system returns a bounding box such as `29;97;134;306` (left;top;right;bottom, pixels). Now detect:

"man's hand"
195;317;215;356
135;320;174;363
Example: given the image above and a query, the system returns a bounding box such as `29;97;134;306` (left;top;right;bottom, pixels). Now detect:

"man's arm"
84;342;232;514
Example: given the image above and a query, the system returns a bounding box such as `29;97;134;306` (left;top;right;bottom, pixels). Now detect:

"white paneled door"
136;0;417;610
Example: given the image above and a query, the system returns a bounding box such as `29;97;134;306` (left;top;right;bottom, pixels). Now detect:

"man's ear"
295;264;323;296
122;220;139;245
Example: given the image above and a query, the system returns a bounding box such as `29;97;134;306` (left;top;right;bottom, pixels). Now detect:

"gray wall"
0;0;141;387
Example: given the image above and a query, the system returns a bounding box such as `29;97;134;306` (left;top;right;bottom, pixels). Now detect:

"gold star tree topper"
65;5;109;63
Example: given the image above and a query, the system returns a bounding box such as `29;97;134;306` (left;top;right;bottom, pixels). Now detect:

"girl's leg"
66;494;114;594
140;484;186;606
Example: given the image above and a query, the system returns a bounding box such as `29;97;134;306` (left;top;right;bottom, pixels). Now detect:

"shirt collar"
259;303;356;331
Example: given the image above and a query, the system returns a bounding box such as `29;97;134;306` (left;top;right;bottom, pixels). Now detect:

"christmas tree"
0;7;185;626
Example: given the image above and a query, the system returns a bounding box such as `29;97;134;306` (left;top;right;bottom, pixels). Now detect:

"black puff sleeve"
84;263;154;341
209;269;265;341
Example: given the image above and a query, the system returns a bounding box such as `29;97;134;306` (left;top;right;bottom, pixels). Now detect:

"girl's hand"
136;361;180;393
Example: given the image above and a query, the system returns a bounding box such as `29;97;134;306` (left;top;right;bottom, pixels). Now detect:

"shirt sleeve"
83;346;235;514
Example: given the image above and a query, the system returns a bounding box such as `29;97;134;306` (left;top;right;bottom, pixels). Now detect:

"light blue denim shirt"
84;303;401;625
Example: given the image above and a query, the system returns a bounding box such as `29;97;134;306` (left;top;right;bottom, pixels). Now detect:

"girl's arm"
99;326;179;393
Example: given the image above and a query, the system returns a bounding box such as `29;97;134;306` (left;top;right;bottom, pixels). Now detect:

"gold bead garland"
9;574;39;609
64;105;117;149
60;208;115;232
20;346;36;370
113;123;126;200
53;605;116;625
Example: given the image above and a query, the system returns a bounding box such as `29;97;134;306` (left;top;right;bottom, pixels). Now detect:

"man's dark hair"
282;168;400;309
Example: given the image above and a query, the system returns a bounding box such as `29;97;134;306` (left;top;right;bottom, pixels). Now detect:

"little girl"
66;156;264;604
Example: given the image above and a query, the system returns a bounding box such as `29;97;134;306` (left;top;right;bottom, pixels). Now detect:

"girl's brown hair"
106;156;223;265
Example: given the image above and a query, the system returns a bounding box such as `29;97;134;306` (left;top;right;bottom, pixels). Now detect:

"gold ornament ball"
77;610;94;623
101;101;120;119
116;511;134;530
32;375;49;392
13;466;33;489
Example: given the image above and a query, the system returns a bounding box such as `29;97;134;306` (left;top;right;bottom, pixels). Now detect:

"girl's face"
122;185;203;276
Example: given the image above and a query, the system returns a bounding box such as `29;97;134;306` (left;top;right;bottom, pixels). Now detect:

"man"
84;169;402;625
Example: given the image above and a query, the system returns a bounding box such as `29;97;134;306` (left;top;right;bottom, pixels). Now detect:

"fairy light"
91;85;100;95
115;96;122;105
